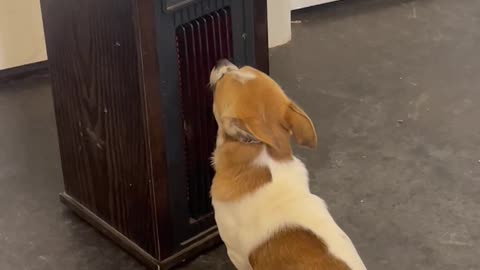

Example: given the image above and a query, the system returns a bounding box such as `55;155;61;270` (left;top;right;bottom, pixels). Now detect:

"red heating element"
176;8;233;219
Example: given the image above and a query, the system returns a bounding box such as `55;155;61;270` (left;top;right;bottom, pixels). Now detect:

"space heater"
40;0;268;269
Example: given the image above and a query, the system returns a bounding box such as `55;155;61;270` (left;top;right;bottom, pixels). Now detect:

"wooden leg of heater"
59;193;222;270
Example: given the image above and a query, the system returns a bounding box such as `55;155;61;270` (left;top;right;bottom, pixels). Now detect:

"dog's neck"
210;140;306;202
218;131;294;162
211;141;271;202
212;139;264;172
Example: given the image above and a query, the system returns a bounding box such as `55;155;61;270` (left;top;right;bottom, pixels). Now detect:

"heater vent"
176;8;233;219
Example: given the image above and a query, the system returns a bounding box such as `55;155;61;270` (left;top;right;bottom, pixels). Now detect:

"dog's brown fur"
249;228;351;270
211;137;271;202
211;66;317;202
212;66;317;162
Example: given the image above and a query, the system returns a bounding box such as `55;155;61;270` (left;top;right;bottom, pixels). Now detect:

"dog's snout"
210;59;238;87
216;59;233;69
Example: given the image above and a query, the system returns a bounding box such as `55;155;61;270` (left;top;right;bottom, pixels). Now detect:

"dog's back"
213;149;366;270
250;227;350;270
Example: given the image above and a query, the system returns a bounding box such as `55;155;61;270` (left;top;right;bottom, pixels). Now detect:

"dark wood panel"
132;0;175;259
41;0;157;257
253;0;270;74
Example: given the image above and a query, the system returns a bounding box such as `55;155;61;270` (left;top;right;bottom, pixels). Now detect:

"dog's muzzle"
210;59;238;86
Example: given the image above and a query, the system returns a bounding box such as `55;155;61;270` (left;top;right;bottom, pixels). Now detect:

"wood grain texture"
41;0;157;257
132;0;176;258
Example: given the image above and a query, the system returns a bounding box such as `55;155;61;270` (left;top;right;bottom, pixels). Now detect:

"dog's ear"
284;102;317;149
221;117;282;151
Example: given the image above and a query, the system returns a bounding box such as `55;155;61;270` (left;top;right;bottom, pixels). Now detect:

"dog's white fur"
212;147;367;270
209;65;256;86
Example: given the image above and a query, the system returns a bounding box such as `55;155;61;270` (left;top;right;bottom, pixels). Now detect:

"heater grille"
176;8;233;219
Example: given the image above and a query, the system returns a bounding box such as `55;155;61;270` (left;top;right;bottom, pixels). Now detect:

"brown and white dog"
209;59;366;270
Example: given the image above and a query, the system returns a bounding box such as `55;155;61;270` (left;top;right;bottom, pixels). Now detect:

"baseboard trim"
0;61;49;83
59;192;221;269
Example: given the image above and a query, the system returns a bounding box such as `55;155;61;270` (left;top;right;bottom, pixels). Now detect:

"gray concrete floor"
1;0;479;269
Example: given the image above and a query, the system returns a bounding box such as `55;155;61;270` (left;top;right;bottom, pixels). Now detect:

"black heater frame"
153;0;267;249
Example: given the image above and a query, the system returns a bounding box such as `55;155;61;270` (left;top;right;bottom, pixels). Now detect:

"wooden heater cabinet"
40;0;268;268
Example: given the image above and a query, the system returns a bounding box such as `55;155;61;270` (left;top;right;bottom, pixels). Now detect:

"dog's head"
210;59;317;160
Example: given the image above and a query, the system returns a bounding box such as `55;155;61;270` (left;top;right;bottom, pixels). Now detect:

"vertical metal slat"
176;26;192;206
193;20;209;214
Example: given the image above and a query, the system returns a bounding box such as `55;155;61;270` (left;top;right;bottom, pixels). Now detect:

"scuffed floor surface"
1;0;479;269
